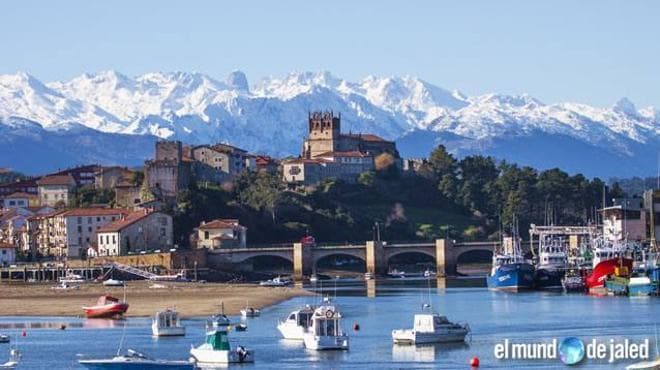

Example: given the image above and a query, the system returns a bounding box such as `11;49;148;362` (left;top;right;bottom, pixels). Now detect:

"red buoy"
353;323;360;331
21;330;26;337
470;356;480;367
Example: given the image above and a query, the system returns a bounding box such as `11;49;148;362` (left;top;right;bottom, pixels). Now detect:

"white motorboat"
423;270;436;278
626;357;660;370
152;309;186;337
309;274;318;283
60;273;85;283
189;314;254;366
259;276;292;287
302;298;349;350
364;272;374;280
103;279;125;287
52;281;80;290
277;305;315;340
392;305;470;345
0;335;9;343
79;349;191;369
0;349;20;369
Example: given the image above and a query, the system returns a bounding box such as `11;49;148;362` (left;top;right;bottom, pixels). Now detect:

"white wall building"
51;208;130;258
97;210;173;256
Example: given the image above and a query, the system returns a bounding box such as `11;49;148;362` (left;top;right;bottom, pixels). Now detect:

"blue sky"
1;0;659;107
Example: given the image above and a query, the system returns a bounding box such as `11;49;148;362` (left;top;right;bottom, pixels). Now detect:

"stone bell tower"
302;110;341;158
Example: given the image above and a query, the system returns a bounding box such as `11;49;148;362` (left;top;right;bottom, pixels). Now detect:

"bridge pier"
293;243;312;281
435;239;456;277
365;241;387;276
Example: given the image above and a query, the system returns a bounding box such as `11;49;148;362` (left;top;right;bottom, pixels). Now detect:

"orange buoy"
353;323;360;331
470;356;480;367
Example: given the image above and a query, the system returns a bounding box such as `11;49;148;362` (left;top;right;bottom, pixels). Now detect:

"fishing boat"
487;230;535;292
0;349;20;369
277;304;315;340
534;236;568;290
82;295;129;319
189;313;254;366
79;349;192;370
302;298;349;350
392;304;470;344
152;309;185;337
585;238;634;292
259;276;291;287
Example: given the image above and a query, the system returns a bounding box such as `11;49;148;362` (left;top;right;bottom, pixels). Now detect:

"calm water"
0;279;658;369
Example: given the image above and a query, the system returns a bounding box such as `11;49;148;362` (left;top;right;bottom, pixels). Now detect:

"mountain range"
1;70;658;177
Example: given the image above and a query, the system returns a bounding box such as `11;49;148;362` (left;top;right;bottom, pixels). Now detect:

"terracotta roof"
60;208;130;217
97;211;153;232
341;133;390;142
283;158;329;165
199;219;240;230
36;174;75;186
4;192;38;199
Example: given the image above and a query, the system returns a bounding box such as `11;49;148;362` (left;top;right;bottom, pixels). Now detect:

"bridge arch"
231;252;294;265
313;251;367;272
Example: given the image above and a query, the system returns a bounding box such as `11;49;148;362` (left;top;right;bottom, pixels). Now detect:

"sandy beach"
0;281;311;317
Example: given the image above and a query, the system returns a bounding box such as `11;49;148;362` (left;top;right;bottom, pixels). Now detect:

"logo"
558;337;585;365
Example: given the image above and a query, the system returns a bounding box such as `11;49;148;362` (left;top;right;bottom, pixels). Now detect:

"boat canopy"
96;295;120;305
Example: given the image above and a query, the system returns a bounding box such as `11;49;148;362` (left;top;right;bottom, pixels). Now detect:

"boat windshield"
315;318;339;336
298;312;312;328
206;331;230;351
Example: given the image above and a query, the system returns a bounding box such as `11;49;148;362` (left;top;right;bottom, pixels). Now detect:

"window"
204;231;209;240
112;235;116;244
8;200;15;206
87;217;92;224
88;227;92;232
77;226;82;233
160;228;166;236
96;217;101;222
78;217;82;224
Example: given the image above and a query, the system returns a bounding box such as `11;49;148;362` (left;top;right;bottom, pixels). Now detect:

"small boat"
102;279;125;287
240;302;261;318
259;276;292;287
0;349;20;369
309;274;318;283
52;281;80;290
302;298;349;350
79;349;192;369
388;269;406;278
561;273;586;293
235;323;248;332
0;335;9;344
82;295;129;319
277;304;315;340
152;309;185;337
392;306;470;344
423;270;436;278
189;314;254;365
364;272;374;280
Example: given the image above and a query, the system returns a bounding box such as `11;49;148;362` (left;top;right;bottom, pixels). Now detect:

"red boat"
585;257;633;290
82;295;129;318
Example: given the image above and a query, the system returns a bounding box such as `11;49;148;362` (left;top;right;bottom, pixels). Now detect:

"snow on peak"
612;97;638;116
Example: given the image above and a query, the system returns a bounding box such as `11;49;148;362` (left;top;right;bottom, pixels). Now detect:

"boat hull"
487;263;535;291
302;335;349;350
586;258;633;289
190;345;254;365
79;358;191;370
82;303;129;319
277;322;308;340
152;324;185;337
392;329;468;344
534;267;565;290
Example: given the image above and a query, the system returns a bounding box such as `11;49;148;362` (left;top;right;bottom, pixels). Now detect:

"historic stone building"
144;141;191;200
283;111;400;186
302;111;399;160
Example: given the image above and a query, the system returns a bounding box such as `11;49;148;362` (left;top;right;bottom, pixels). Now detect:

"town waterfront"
1;278;657;369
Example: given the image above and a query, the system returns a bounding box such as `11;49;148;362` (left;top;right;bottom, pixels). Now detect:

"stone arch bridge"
208;239;495;280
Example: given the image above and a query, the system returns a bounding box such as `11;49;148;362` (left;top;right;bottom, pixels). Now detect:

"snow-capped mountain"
0;70;658;177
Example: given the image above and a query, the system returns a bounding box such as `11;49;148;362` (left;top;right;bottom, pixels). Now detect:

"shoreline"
0;281;312;318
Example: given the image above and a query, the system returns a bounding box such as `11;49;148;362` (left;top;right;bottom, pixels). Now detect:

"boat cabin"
413;314;450;333
96;295;120;305
287;309;313;329
311;307;343;337
154;310;181;328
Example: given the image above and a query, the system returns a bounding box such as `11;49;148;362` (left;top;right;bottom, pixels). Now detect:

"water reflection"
392;342;470;362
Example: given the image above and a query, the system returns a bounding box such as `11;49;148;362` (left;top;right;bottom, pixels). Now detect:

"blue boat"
487;258;535;291
534;236;568;290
